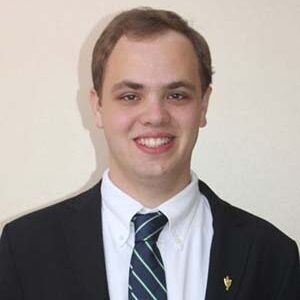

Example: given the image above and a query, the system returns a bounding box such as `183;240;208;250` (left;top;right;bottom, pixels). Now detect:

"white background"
1;0;299;245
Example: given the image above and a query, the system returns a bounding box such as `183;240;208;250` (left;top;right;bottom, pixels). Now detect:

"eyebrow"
111;80;197;92
165;80;196;92
112;80;144;92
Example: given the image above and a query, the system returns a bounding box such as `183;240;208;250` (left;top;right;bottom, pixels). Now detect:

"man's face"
90;30;211;185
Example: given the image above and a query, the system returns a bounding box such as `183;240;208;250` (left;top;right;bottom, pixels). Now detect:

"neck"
108;169;192;208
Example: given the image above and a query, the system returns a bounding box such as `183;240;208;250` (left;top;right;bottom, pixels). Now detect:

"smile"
136;137;173;148
134;136;175;154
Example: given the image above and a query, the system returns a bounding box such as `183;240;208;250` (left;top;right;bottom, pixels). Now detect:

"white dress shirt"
101;169;213;300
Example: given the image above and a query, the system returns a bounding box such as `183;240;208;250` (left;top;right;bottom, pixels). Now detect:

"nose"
139;97;171;126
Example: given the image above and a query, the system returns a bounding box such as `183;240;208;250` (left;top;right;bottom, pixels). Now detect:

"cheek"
173;107;202;130
103;109;135;135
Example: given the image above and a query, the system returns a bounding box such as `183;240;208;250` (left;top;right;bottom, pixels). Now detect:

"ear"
199;85;212;128
89;89;104;128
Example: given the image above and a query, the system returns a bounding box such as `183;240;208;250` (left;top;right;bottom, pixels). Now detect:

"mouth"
133;135;175;154
135;137;173;148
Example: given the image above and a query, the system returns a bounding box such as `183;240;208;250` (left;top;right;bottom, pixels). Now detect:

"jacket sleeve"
0;226;24;300
276;239;300;300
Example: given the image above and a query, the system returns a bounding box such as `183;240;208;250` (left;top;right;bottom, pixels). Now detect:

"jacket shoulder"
200;179;297;245
2;182;100;241
226;200;297;249
198;179;299;256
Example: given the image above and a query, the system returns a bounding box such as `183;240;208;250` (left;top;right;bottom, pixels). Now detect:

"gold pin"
224;275;232;291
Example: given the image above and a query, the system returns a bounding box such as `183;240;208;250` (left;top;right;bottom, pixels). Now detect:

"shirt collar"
101;169;143;248
157;171;200;249
101;169;200;250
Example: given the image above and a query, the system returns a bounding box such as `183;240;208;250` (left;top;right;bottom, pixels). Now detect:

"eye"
167;92;188;101
119;93;140;102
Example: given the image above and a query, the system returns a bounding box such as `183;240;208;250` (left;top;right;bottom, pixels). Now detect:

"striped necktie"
128;211;168;300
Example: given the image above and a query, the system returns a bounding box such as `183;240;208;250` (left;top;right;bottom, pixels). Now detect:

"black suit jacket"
0;179;299;300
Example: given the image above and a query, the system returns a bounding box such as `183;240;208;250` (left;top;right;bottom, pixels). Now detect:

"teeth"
137;137;172;148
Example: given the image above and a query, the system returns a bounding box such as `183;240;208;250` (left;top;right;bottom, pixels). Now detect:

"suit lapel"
60;182;109;300
200;180;253;300
58;179;252;299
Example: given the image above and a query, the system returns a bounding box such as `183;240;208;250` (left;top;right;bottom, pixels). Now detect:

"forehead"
102;30;201;90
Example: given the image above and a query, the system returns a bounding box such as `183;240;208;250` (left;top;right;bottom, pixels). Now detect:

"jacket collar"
61;179;252;300
199;180;253;300
60;181;109;300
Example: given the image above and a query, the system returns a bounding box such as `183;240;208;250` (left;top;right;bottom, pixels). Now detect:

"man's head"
91;7;213;97
89;7;213;199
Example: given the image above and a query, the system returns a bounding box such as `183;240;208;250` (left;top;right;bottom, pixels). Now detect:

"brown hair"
92;7;213;95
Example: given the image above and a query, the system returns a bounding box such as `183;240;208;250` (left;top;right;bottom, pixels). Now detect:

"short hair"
92;7;213;95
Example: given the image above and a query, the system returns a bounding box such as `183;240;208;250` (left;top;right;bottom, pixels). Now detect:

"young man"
0;7;299;300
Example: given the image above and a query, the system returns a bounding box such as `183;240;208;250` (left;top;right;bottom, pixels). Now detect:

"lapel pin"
224;275;232;291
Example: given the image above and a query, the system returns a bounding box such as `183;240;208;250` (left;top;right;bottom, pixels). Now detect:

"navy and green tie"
128;211;168;300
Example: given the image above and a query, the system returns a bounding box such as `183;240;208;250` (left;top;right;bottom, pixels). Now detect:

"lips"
135;137;173;148
133;134;175;154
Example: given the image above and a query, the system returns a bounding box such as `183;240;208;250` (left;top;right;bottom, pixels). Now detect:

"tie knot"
132;211;168;243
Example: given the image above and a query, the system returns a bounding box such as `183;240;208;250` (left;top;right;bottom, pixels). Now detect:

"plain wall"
1;0;299;245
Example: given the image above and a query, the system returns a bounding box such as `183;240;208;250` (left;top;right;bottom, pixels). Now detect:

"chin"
133;162;174;180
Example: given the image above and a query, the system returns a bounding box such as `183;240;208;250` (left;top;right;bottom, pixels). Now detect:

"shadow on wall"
0;12;119;230
75;13;117;191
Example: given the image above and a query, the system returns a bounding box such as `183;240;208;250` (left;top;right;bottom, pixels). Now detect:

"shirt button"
175;235;182;244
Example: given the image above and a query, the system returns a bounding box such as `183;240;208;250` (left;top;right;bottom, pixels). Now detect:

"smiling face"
90;30;211;191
